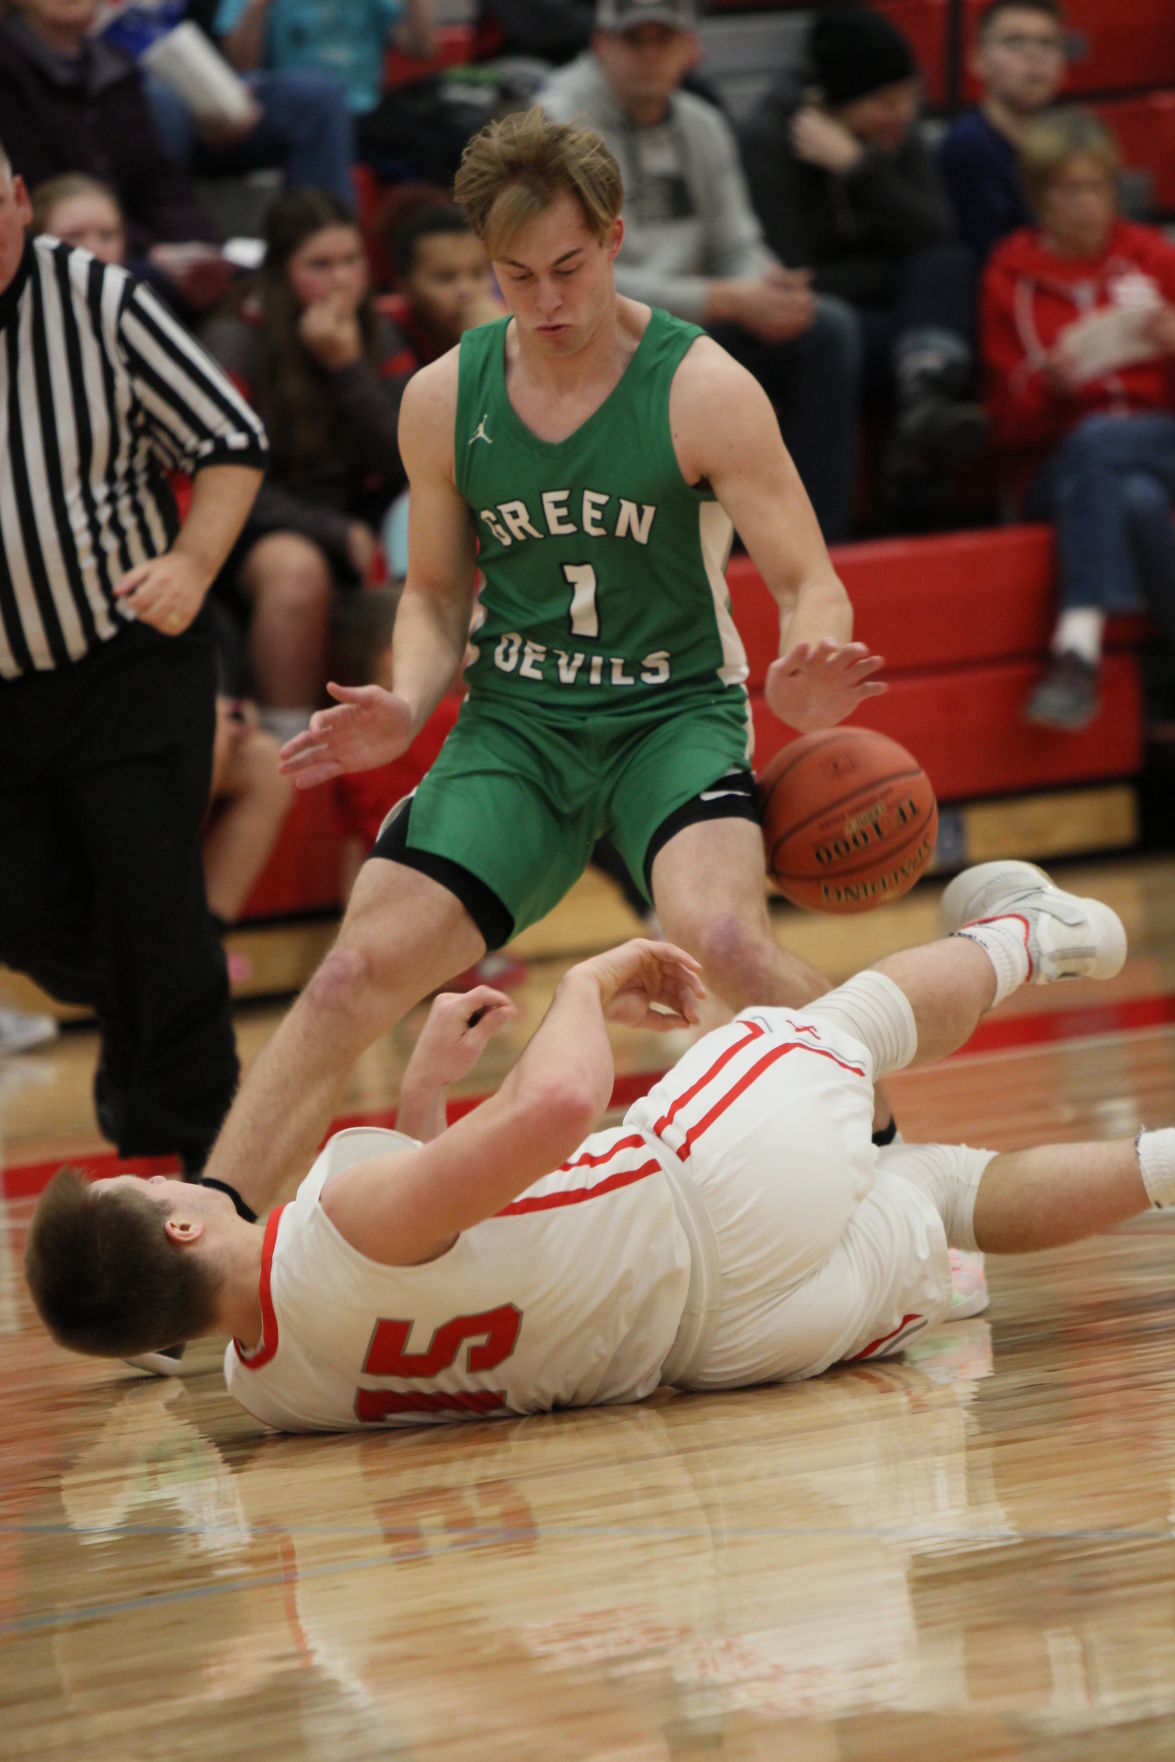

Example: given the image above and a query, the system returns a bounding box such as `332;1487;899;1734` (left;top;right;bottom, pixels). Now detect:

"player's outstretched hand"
766;640;887;733
405;986;518;1093
573;939;706;1032
278;684;416;789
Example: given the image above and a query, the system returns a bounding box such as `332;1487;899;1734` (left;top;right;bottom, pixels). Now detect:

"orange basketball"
756;727;938;914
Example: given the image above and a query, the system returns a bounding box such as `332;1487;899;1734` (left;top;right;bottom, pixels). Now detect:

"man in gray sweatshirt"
539;0;860;541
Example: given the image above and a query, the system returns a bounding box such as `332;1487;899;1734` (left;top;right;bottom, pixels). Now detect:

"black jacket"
739;76;957;308
0;16;219;256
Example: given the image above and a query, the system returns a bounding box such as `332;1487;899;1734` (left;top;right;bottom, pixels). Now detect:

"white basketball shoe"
124;1344;186;1377
947;1248;990;1320
940;860;1127;984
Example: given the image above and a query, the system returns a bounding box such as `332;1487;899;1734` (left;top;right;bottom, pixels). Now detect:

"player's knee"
304;941;380;1020
687;912;778;1009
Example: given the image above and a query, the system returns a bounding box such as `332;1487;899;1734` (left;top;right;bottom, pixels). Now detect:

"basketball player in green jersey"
198;107;887;1225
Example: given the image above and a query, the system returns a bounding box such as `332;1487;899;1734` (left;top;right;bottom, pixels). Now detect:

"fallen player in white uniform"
25;862;1175;1431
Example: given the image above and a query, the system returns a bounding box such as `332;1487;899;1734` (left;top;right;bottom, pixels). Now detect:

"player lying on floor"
25;861;1175;1431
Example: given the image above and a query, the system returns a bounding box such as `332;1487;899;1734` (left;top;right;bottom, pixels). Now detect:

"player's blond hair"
25;1167;222;1359
454;107;624;258
1020;107;1121;210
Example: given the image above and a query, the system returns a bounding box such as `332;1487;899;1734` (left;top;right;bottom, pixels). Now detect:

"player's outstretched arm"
320;941;704;1266
672;340;887;732
279;357;477;788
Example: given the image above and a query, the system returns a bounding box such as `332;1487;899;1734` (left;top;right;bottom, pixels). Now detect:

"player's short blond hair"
454;107;624;259
1020;107;1121;210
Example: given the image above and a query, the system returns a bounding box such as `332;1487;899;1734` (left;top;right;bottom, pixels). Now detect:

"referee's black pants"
0;613;239;1169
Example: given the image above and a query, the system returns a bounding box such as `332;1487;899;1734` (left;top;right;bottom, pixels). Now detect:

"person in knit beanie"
741;6;988;524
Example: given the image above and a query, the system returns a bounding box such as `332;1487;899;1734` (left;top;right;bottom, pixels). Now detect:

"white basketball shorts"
627;995;992;1389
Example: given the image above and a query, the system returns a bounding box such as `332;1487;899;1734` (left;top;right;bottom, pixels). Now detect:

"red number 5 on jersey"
354;1304;522;1423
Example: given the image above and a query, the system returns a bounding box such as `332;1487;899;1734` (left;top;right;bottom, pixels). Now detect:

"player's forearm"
388;581;472;731
775;572;853;656
500;971;615;1132
395;1081;447;1144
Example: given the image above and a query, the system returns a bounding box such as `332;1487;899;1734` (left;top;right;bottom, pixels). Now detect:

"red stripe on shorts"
674;1039;870;1162
653;1020;765;1135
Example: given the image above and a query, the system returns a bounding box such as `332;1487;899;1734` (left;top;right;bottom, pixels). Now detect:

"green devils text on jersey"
455;308;749;722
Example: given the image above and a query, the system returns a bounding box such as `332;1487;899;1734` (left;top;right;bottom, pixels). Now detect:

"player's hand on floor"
406;987;517;1092
278;684;416;788
766;640;887;732
574;939;705;1032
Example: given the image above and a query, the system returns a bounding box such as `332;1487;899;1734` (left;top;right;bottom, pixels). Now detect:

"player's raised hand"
278;684;417;788
766;640;887;732
573;939;706;1032
407;987;517;1092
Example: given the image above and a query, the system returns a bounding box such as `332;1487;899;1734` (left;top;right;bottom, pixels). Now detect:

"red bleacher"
730;532;1146;804
873;0;951;108
1093;91;1175;214
239;529;1148;921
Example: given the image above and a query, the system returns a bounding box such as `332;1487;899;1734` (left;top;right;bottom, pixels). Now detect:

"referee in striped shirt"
0;141;268;1178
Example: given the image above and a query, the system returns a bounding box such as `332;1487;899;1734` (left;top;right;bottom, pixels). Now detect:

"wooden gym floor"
4;851;1175;1761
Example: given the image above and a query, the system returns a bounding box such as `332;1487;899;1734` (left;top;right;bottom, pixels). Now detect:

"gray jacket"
539;51;776;322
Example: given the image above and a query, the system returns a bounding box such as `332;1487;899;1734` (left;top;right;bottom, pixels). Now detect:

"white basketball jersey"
224;1126;691;1431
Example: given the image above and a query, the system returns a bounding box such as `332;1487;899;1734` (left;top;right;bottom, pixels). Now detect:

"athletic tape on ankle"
1136;1127;1175;1209
952;920;1030;1007
806;970;917;1076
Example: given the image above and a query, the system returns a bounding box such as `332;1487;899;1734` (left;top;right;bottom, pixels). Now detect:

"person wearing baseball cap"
537;0;862;542
741;6;987;516
594;0;696;28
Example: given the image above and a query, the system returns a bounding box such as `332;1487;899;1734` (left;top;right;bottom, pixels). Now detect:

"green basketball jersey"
454;307;749;721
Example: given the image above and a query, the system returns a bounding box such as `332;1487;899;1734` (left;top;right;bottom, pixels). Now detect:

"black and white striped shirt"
0;237;268;679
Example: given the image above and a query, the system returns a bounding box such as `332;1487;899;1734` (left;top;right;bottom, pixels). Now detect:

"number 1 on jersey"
562;563;599;639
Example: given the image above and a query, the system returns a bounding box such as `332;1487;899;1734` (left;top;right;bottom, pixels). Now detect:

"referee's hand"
113;553;205;635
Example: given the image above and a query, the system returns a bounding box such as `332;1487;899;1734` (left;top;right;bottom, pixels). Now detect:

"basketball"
756;728;938;914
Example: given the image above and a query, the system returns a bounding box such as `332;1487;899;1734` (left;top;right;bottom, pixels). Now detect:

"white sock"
952;919;1031;1008
1052;609;1105;667
1136;1127;1175;1209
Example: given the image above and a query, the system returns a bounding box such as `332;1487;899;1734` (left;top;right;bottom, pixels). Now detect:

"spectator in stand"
203;695;293;957
982;109;1175;731
97;0;356;212
30;169;293;978
741;7;986;509
377;201;504;577
29;169;125;260
201;188;410;743
939;0;1068;268
388;200;505;369
471;0;725;110
0;0;233;316
212;0;451;182
539;0;861;544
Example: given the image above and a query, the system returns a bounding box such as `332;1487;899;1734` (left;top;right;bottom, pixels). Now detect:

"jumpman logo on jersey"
469;414;493;447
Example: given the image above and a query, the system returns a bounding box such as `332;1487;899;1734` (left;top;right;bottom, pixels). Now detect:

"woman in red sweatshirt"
981;108;1175;729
